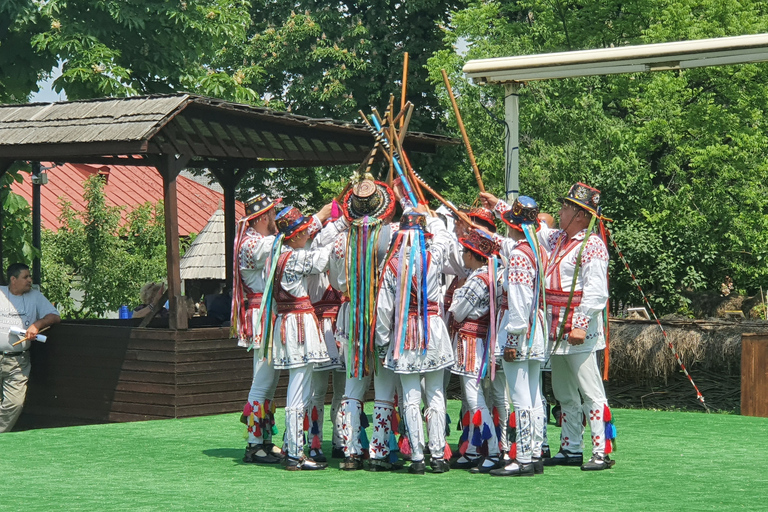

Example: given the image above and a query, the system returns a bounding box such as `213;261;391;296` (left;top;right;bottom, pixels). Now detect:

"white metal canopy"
463;33;768;84
461;34;768;202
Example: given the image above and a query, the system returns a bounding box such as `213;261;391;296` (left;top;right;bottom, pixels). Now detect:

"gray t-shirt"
0;286;59;352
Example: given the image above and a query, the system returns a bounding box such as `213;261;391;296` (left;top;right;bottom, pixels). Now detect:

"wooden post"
209;167;243;291
31;162;42;285
155;154;190;330
741;334;768;417
504;83;520;203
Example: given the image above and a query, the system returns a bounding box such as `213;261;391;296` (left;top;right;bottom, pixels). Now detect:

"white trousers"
483;367;510;454
246;355;281;445
462;375;500;457
309;369;345;449
551;352;608;457
401;371;446;462
339;374;371;457
284;364;314;459
370;366;398;460
503;359;544;463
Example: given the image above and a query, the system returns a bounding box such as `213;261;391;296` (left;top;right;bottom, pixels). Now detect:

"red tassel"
390;411;399;435
582;412;587;427
264;399;271;413
459;440;469;455
243;402;253;417
444;443;453;460
472;410;482;427
398;435;412;456
508;412;516;429
603;404;612;422
312;406;319;422
254;423;261;437
508;442;517;460
492;407;500;427
311;434;322;450
462;411;470;428
303;414;310;431
605;438;613;454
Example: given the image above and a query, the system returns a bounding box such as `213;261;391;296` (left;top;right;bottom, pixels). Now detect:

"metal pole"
504;83;520;203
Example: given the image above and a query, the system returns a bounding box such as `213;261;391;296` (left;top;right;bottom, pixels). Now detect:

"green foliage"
1;168;39;275
42;175;169;318
426;0;768;315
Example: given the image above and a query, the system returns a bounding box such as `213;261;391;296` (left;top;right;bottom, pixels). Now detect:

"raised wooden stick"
441;69;485;193
12;326;50;345
400;52;409;129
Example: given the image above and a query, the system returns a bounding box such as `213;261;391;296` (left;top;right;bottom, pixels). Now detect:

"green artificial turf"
3;403;768;511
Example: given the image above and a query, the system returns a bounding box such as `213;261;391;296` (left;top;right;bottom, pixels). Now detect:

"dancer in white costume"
376;206;454;474
232;194;284;464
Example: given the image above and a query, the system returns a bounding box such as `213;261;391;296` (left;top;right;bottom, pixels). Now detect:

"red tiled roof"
11;163;245;236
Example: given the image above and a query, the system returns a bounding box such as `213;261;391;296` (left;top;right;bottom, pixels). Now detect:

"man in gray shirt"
0;263;60;432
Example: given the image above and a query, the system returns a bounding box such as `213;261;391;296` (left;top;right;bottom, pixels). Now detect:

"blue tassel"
459;426;469;444
311;422;319;435
360;427;370;450
482;423;492;441
495;425;502;441
389;432;399;452
360;411;370;428
605;422;617;440
445;413;451;436
471;426;482;447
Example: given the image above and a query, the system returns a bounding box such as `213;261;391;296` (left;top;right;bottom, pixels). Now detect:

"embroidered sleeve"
449;273;490;323
573;234;609;331
494;199;511;216
426;216;451;267
312;216;349;248
505;249;535;336
284;244;333;282
239;233;272;270
306;215;324;238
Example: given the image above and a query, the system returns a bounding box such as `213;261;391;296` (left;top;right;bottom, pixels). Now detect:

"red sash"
274;251;320;344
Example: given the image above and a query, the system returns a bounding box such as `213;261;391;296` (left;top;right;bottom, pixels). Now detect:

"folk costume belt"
545;288;582;307
276;296;315;316
246;292;263;309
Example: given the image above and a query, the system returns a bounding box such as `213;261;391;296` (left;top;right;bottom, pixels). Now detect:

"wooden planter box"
20;319;254;428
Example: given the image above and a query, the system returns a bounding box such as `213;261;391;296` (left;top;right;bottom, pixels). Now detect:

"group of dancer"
231;174;616;474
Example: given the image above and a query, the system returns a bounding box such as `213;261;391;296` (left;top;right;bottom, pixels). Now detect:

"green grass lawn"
3;403;768;511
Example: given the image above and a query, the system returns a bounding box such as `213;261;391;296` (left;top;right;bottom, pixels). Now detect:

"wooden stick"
387;108;426;204
400;52;409;129
441;69;485;193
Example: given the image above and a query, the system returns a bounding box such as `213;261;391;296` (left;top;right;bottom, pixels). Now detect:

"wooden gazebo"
0;94;453;426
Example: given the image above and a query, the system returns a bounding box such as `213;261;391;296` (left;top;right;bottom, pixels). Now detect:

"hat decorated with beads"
468;207;497;233
502;196;540;232
459;228;500;259
341;179;396;221
275;206;314;239
243;194;282;222
558;182;601;217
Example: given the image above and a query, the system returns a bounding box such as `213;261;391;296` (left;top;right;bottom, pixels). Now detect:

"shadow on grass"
202;448;246;464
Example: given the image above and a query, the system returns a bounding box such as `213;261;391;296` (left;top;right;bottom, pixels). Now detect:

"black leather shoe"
431;458;450;474
285;456;327;471
541;446;551;459
408;460;426;474
532;457;544;475
469;457;503;474
581;454;615;471
450;455;480;469
543;449;583;466
331;447;345;459
243;444;281;464
367;459;403;472
340;456;364;471
490;461;535;477
309;449;327;463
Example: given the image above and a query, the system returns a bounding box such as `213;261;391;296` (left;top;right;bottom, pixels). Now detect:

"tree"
42;175;172;318
426;0;768;314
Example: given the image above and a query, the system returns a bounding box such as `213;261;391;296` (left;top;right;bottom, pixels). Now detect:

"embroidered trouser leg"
263;367;281;444
504;359;542;463
309;369;330;446
484;366;510;454
284;364;314;459
370;367;397;460
339;374;371;457
331;370;345;449
551;352;608;456
246;355;277;445
462;375;500;457
402;372;446;462
0;352;30;433
540;370;550;453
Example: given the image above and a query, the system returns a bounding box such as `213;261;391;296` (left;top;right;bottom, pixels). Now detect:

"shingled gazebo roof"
0;94;454;167
180;209;228;281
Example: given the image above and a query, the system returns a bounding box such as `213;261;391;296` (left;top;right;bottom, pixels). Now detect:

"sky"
29;61;67;103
